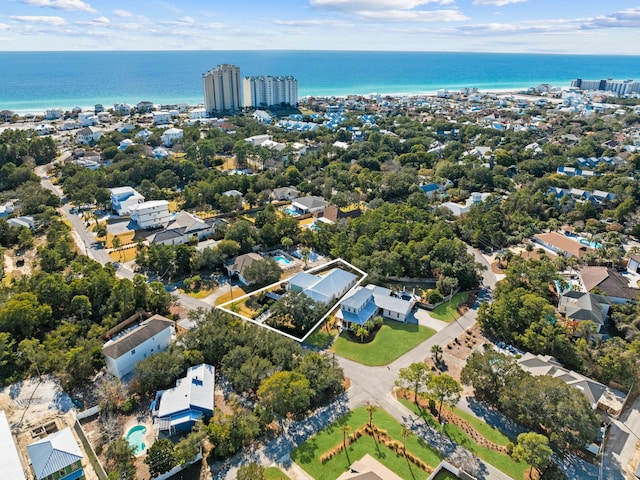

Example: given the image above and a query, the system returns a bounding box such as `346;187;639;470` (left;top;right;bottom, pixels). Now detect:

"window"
131;349;136;355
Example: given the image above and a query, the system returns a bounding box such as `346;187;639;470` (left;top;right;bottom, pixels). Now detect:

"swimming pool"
125;425;147;455
274;255;291;265
579;238;602;249
284;207;299;216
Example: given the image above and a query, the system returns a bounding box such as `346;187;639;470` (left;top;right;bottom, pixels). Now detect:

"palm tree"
356;326;368;343
366;403;378;428
400;426;413;455
339;425;351;449
431;344;443;365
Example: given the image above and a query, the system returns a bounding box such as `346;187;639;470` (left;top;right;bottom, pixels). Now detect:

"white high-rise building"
243;76;298;108
202;64;242;115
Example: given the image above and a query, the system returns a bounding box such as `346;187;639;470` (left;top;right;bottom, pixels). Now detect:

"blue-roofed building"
27;427;84;480
152;363;215;435
337;284;415;330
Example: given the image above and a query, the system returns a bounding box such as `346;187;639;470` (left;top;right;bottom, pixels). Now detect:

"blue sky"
1;0;639;54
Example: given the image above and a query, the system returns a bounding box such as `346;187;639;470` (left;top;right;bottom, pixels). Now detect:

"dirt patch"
434;325;491;383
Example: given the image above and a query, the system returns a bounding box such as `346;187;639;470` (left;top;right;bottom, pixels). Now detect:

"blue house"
27;427;84;480
152;363;215;434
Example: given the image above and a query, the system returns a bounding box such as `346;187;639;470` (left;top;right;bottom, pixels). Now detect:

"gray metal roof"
27;428;82;480
0;410;26;480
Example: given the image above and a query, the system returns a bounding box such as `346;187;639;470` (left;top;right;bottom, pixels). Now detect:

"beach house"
226;253;264;286
152;363;215;434
337;284;415;330
129;200;171;229
102;314;175;379
288;268;357;306
27;427;84;480
161;128;183;146
76;126;102;145
110;186;145;216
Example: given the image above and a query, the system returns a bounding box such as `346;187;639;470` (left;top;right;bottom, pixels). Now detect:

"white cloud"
112;9;133;18
18;0;96;13
11;15;67;26
76;16;109;26
0;23;9;30
357;9;468;22
472;0;527;6
273;18;352;27
310;0;454;10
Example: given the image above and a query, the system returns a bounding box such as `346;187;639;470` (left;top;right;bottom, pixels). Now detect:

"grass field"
291;407;442;480
331;320;435;366
180;286;216;299
400;399;528;480
214;286;251;305
264;467;290;480
106;230;136;248
429;292;469;322
109;246;137;262
304;318;339;349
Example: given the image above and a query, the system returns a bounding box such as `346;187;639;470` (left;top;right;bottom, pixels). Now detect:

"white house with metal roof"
109;186;145;216
0;410;26;480
129;200;171;229
288;268;357;306
102;314;175;379
290;195;329;214
152;363;215;434
27;427;84;480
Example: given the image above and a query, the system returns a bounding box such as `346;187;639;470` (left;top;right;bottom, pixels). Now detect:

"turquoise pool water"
274;255;291;265
579;238;602;249
284;207;299;216
125;425;147;455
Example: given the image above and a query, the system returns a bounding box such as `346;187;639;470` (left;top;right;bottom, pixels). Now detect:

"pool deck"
123;416;154;457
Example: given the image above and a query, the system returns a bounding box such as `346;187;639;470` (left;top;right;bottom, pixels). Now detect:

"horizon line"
1;49;640;57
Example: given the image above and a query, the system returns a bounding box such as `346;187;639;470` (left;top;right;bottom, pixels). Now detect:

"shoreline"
3;85;570;116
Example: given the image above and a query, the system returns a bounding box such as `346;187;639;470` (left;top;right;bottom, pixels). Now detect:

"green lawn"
265;467;291;479
291;407;442;480
331;320;435;366
304;327;336;349
429;292;469;322
401;400;528;480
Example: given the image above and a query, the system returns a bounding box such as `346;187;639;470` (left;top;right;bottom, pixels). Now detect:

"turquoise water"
284;207;299;216
579;238;602;249
125;425;147;455
274;255;291;265
2;51;640;112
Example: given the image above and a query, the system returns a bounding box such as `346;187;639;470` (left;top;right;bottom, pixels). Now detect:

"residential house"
78;112;97;127
129;200;171;229
226;253;264;286
252;110;272;124
76;126;102;145
627;255;640;274
316;205;363;224
27;427;84;480
152;363;215;434
0;109;15;122
288;268;357;306
118;139;135;150
0;410;26;480
337;284;414;330
517;352;626;416
558;291;611;333
579;266;640;304
533;232;593;258
45;108;62;120
161;128;183;147
245;134;272;146
7;215;35;230
336;454;402;480
102;314;175;379
136;101;154;113
135;128;153;142
153;147;170;159
556;166;596;178
419;182;446;197
270;186;300;201
189;108;206;120
291;196;329;214
148;211;224;246
153;111;171;125
114;103;133;115
109;187;145;216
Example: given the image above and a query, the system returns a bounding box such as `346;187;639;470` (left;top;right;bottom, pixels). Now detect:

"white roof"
163;127;183;135
129;200;169;212
0;410;26;480
27;427;82;480
110;186;138;195
157;364;215;418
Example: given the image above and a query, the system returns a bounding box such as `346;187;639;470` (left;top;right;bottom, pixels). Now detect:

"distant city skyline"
0;1;639;55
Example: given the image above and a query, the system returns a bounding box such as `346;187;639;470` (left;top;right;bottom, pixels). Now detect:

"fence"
73;419;108;480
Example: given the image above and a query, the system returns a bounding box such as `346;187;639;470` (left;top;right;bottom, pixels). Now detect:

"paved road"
39;165;632;479
602;394;640;480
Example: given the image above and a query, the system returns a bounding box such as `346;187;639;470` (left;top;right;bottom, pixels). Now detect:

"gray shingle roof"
102;315;173;359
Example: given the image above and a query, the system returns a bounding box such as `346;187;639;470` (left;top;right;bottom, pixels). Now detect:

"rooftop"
27;427;83;480
102;314;174;360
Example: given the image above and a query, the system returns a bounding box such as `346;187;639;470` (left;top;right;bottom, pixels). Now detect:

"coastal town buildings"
203;64;242;115
243;75;298;108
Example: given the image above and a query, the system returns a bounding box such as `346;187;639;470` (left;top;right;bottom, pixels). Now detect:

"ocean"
2;50;640;113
